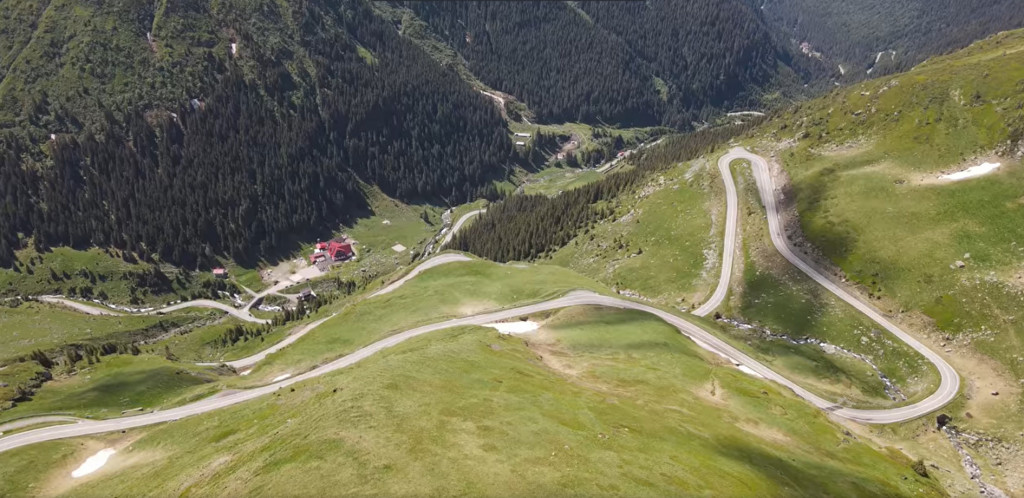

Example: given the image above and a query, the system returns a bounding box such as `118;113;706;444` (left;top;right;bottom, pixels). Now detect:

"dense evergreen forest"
759;0;1024;77
0;0;510;267
577;1;788;128
448;120;764;262
402;0;801;128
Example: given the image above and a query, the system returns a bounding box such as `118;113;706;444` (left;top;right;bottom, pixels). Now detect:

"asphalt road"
370;253;473;297
691;150;740;317
0;148;960;454
740;147;959;423
440;209;486;248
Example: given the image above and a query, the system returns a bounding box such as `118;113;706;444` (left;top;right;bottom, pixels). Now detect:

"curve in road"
691;151;740;317
440;209;485;248
370;253;473;298
0;148;960;454
739;147;959;423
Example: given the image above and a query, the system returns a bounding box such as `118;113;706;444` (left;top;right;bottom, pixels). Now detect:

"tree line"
449;121;763;262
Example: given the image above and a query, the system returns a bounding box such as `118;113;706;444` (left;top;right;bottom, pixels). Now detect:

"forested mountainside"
0;0;509;267
401;0;801;128
759;0;1024;77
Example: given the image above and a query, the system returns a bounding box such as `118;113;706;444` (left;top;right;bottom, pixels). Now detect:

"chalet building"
213;268;228;279
309;238;354;264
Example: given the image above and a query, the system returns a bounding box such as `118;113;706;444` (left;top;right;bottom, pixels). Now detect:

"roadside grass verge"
0;307;943;496
154;318;287;364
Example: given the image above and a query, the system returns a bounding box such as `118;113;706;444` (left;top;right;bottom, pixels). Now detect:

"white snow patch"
239;369;252;376
272;373;291;382
391;243;407;253
230;42;237;55
737;365;764;378
941;162;1001;181
71;449;116;478
838;64;846;75
482;321;539;335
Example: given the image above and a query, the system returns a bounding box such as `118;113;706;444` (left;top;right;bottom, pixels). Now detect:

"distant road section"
371;253;473;298
37;296;123;316
440;209;485;248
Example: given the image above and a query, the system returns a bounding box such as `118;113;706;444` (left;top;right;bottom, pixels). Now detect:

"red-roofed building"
327;239;353;261
309;238;354;264
212;268;228;279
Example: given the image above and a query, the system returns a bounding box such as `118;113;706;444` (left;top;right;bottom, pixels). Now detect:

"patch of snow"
230;42;237;56
391;244;407;253
381;219;391;225
737;365;764;378
838;64;846;76
240;369;252;376
272;373;291;382
941;162;1001;181
482;321;539;335
71;449;116;478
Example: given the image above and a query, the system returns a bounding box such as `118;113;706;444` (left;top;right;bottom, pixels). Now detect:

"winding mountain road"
0;148;960;455
691;150;740;317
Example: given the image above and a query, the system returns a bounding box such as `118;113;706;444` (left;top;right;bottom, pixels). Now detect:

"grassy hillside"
721;161;939;408
548;156;718;307
0;307;944;496
755;29;1024;491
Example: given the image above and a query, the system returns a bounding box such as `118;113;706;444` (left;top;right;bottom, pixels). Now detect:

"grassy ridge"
0;308;943;496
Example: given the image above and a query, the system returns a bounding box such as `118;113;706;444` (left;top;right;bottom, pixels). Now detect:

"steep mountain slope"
400;0;804;127
755;29;1024;492
760;0;1024;78
0;0;510;267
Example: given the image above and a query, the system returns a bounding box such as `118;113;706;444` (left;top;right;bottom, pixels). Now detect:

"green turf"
0;307;944;496
520;165;603;196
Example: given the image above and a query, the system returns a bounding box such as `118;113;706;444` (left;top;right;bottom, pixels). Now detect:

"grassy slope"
0;302;198;360
759;30;1024;425
548;156;717;307
0;308;943;496
722;162;938;408
234;258;609;384
0;356;222;423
